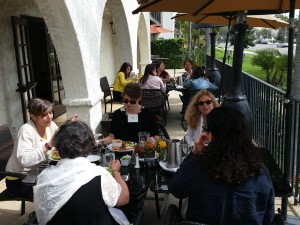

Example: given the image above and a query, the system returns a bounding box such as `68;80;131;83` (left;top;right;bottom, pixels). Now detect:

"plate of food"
110;141;137;152
49;149;61;161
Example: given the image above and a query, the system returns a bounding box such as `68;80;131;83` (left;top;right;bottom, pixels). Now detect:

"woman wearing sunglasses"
183;90;219;147
101;83;160;145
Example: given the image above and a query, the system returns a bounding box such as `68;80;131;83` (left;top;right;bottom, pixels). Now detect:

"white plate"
48;154;61;161
159;161;178;173
48;149;61;161
87;155;101;162
109;141;136;152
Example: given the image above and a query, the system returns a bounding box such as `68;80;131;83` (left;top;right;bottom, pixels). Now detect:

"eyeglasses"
123;99;137;104
197;99;213;106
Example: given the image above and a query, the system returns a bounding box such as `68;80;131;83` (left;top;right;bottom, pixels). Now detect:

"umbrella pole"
281;0;296;221
206;28;221;89
222;13;252;135
221;16;233;100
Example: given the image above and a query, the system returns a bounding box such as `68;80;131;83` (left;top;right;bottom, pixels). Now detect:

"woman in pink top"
139;64;166;93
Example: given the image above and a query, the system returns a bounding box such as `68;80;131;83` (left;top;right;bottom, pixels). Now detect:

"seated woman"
101;83;160;144
113;62;132;101
156;61;170;82
34;120;130;225
183;66;217;91
139;63;166;93
6;98;59;198
184;90;219;146
181;59;193;81
169;107;275;224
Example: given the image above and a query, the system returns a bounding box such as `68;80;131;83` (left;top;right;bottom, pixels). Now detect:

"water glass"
104;148;115;166
138;132;150;146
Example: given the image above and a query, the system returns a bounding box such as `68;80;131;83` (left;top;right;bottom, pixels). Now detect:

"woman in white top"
139;63;166;93
5;98;77;198
184;90;219;146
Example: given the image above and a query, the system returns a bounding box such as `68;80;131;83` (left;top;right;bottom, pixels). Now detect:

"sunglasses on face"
123;99;137;104
197;99;213;106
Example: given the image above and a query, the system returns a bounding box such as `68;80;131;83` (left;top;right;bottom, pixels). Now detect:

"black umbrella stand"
221;21;253;135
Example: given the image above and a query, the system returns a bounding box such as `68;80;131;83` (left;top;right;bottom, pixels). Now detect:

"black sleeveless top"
47;176;118;225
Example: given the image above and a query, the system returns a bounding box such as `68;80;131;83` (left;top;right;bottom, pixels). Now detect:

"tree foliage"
251;48;292;86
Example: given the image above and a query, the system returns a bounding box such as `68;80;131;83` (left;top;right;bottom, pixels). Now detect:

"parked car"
277;42;288;48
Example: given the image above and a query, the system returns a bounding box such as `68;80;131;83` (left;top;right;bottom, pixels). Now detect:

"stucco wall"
0;0;41;137
157;12;174;39
0;0;150;135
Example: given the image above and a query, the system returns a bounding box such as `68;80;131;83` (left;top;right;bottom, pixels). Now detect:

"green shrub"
151;38;184;69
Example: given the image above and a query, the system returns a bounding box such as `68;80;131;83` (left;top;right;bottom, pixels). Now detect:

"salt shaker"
134;153;140;168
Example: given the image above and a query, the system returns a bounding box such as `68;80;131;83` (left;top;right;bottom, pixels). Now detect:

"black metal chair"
100;76;122;113
156;121;170;140
0;124;33;215
141;89;168;126
180;90;201;131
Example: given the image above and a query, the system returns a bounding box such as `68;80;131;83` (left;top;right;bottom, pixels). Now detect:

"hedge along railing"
151;38;185;69
211;56;300;205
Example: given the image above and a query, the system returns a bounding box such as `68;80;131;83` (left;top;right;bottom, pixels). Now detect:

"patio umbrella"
173;14;289;29
173;13;289;97
132;0;300;15
133;0;300;220
150;24;172;34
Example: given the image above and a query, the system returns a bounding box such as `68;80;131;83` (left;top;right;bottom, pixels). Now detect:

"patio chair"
0;124;33;215
100;76;122;113
141;89;168;126
180;89;201;131
156;121;170;140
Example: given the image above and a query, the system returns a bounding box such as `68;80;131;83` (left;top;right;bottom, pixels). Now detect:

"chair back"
100;76;112;98
0;124;14;178
141;89;167;110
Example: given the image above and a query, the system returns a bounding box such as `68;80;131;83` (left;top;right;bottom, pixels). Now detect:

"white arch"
34;0;104;131
137;12;151;74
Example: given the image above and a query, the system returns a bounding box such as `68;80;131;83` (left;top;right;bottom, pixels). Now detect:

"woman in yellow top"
113;62;132;101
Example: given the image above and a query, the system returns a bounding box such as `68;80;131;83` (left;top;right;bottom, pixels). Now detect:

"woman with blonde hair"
184;90;219;146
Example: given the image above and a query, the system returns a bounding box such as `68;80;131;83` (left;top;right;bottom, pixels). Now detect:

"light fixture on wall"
109;21;116;34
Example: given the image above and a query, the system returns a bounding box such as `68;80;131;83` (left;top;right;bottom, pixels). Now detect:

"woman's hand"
109;159;121;173
70;114;78;121
192;132;208;155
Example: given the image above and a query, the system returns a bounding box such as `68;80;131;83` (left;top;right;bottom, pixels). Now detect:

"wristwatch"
45;142;52;150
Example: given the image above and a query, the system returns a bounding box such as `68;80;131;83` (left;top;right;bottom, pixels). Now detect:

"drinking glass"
138;132;150;147
104;148;115;166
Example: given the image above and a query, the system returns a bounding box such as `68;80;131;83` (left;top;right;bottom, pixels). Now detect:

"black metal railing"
212;58;300;205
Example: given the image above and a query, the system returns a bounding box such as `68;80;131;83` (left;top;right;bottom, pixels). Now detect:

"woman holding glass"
169;107;275;224
101;83;160;144
183;90;219;147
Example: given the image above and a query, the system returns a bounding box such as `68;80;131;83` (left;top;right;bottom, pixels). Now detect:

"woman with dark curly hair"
34;121;129;225
183;90;219;146
169;107;275;225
